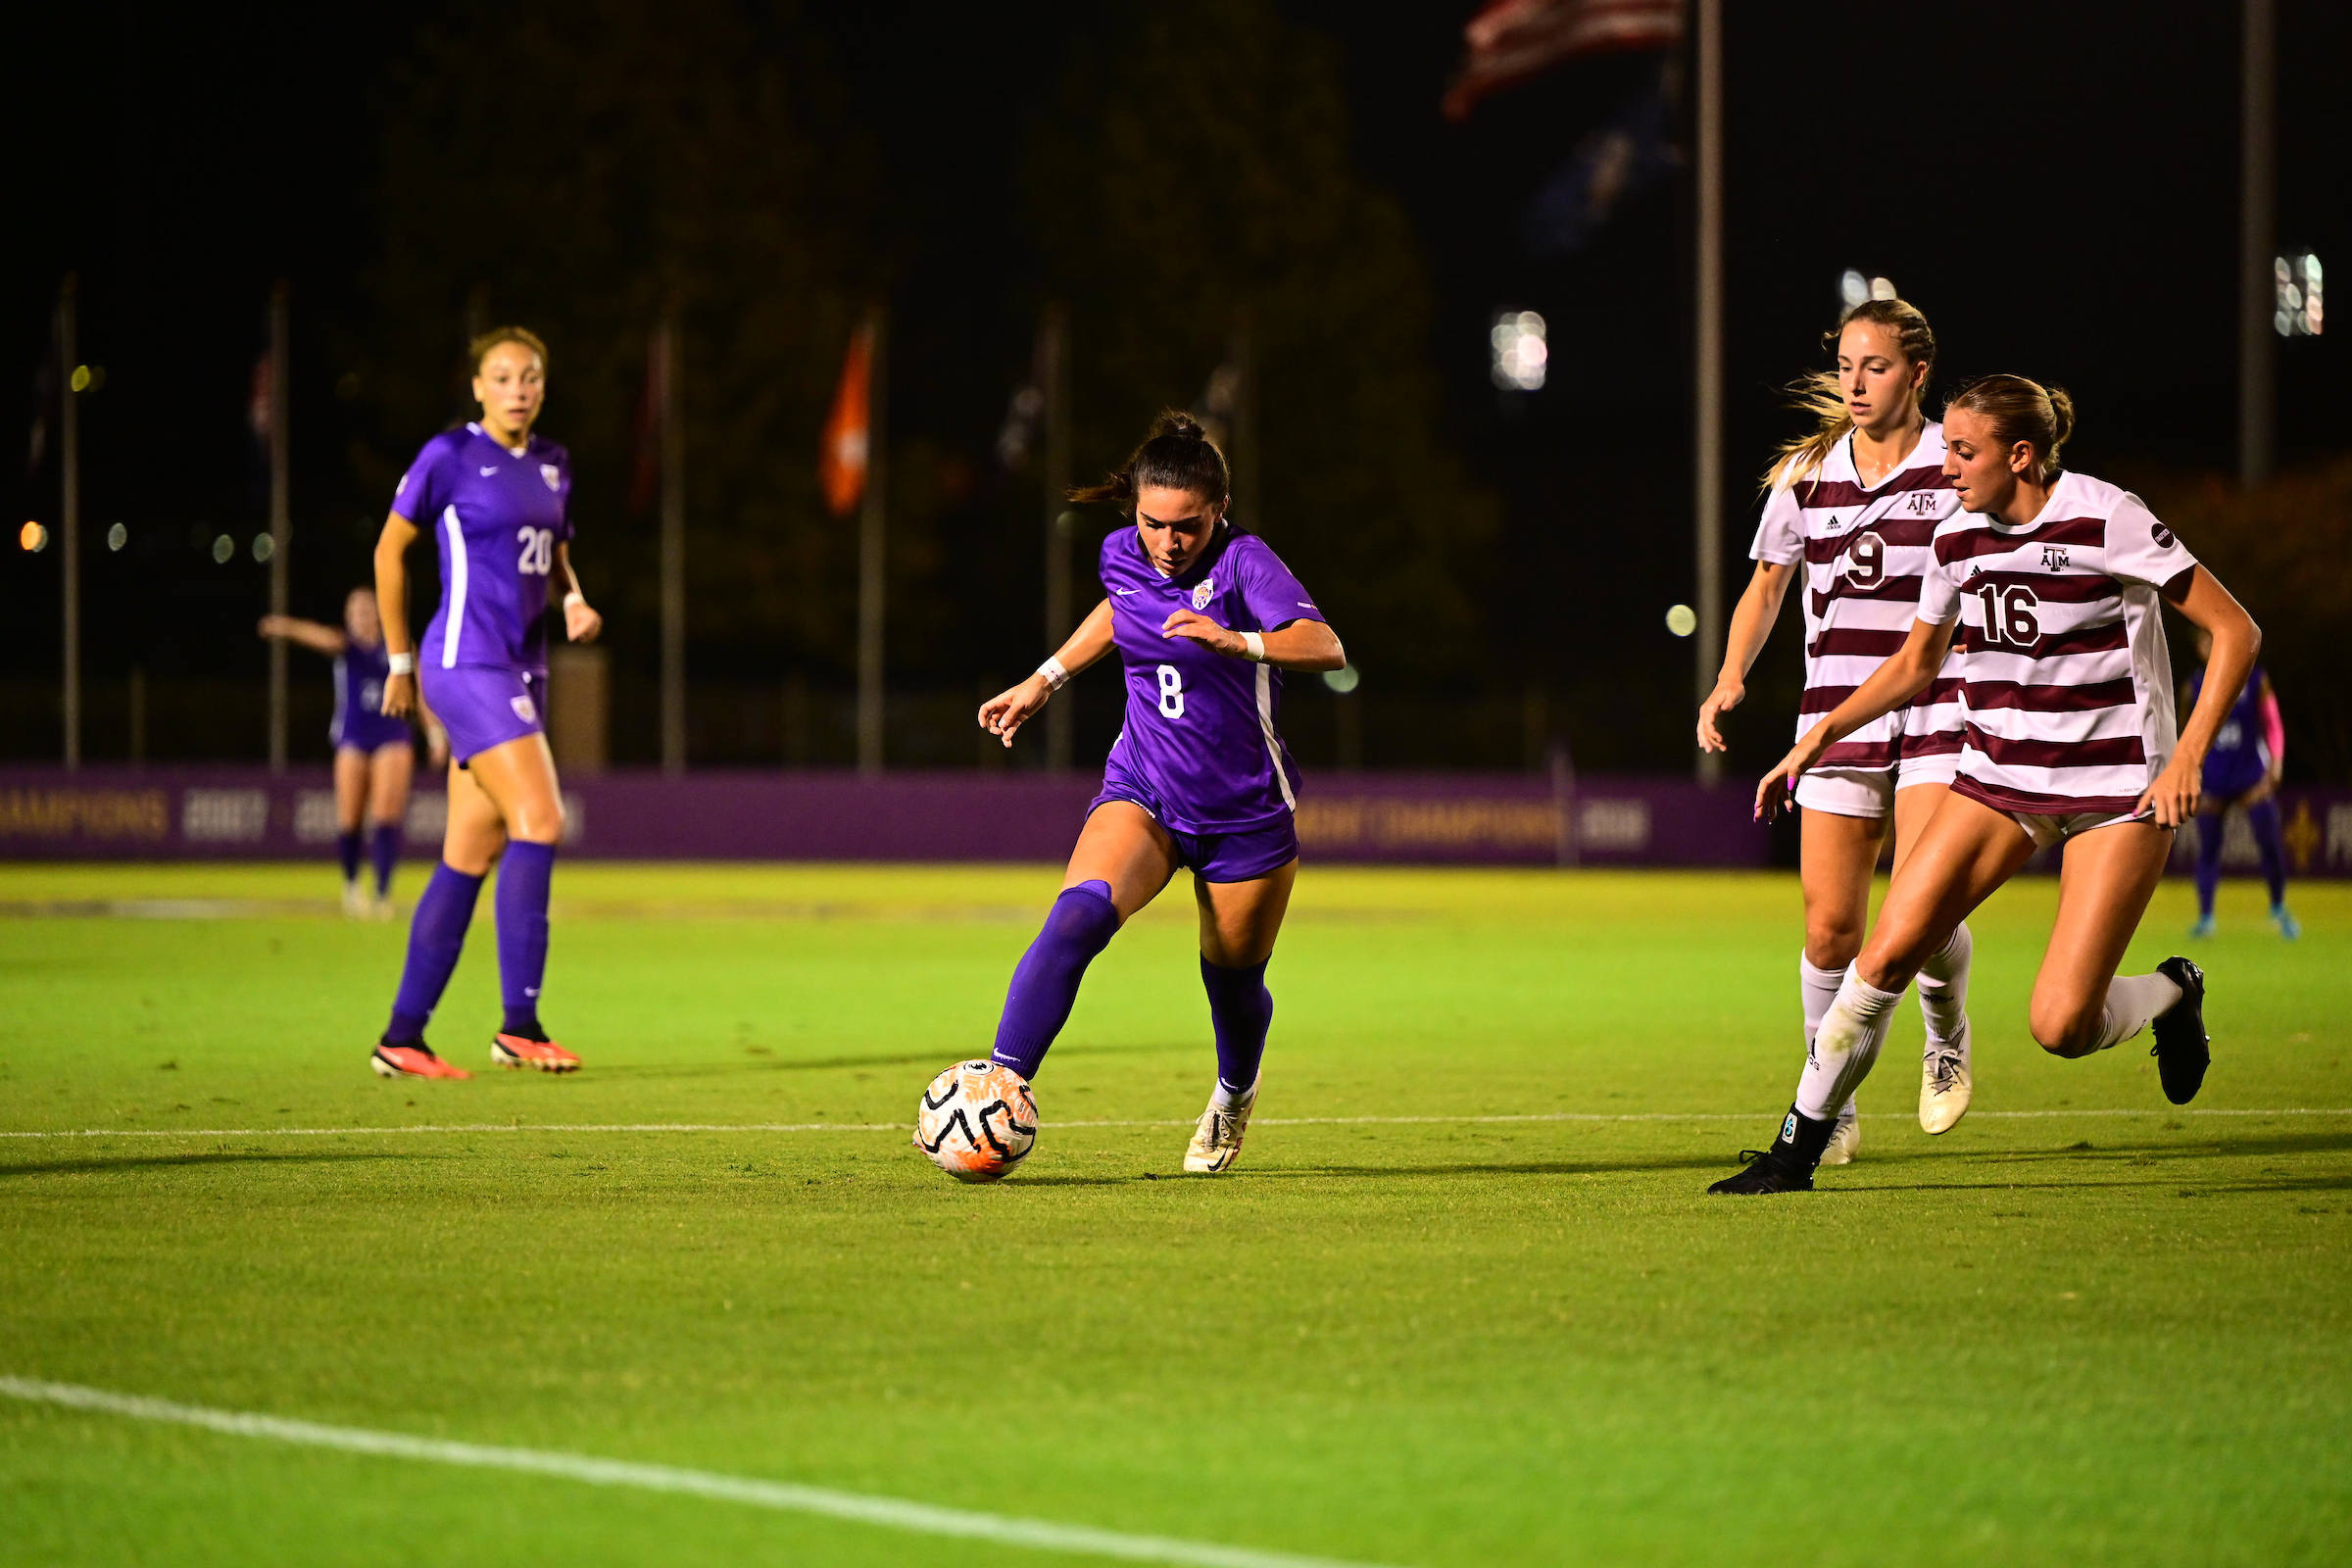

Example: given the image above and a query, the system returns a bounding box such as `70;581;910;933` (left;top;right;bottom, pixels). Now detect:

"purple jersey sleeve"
390;434;456;526
1232;535;1321;631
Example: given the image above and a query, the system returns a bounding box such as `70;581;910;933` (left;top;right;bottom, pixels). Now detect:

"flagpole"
857;303;890;778
59;277;80;772
1040;302;1073;773
658;318;686;777
1692;0;1724;786
267;280;291;775
2238;0;2275;487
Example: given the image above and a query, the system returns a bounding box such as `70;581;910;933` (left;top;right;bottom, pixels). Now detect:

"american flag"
1443;0;1685;122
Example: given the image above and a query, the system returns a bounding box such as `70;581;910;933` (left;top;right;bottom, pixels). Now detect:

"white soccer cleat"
1819;1105;1861;1165
1920;1021;1973;1134
1184;1085;1257;1174
341;879;368;919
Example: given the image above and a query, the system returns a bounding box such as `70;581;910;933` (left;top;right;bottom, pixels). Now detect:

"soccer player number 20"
516;526;556;576
1156;664;1185;719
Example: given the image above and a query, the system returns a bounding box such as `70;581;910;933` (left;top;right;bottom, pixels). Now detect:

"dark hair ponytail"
1069;410;1231;510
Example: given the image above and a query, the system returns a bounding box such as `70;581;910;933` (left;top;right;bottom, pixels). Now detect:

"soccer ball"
913;1060;1038;1182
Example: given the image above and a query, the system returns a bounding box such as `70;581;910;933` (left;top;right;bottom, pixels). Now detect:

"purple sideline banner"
4;766;2345;874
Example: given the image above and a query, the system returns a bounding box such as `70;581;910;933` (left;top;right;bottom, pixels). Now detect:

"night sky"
5;1;2345;768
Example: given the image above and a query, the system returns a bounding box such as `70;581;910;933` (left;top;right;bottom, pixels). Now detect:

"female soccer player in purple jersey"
367;327;603;1082
258;587;448;917
2183;626;2298;940
1712;376;2261;1195
975;412;1345;1172
1696;299;1976;1163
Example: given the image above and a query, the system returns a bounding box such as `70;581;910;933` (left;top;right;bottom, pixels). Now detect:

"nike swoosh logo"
1112;588;1138;595
479;466;499;476
1298;602;1316;609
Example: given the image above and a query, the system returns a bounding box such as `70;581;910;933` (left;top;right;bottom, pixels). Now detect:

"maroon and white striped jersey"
1750;423;1966;770
1918;470;2199;814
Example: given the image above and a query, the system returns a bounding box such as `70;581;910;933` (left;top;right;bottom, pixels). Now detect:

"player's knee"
1803;915;1864;969
2030;999;2101;1057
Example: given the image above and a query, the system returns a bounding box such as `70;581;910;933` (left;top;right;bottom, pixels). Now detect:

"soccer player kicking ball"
369;327;602;1081
1699;299;1977;1164
1712;375;2261;1195
976;412;1345;1173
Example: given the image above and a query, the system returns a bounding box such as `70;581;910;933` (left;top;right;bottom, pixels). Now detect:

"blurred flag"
1443;0;1685;121
1522;72;1681;255
819;321;873;517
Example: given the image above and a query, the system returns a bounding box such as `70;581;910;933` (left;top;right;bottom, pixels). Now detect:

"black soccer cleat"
1707;1148;1816;1195
2149;955;2209;1105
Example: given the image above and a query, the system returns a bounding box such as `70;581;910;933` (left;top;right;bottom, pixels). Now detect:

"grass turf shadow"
0;1151;404;1180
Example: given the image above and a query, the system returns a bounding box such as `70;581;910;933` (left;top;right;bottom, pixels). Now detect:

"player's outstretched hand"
979;676;1051;748
1159;609;1243;657
1754;743;1814;823
382;671;417;719
1697;678;1744;754
2134;756;2202;828
564;596;604;644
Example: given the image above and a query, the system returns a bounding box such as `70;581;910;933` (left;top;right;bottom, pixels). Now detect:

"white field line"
3;1107;2349;1142
0;1377;1389;1568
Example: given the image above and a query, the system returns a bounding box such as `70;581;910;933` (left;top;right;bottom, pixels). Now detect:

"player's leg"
1892;780;1975;1134
989;803;1177;1082
332;747;370;915
2190;800;2224;938
1184;853;1298;1174
463;733;575;1071
2026;820;2210;1102
1713;793;2031;1193
373;758;505;1079
1796;792;1886;1164
2244;796;2298;938
365;742;414;912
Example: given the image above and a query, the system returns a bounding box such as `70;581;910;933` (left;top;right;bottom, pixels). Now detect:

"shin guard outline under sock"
1795;971;1903;1121
1200;956;1272;1105
387;862;486;1042
1798;953;1852;1120
990;880;1119;1081
1914;922;1973;1048
495;841;558;1038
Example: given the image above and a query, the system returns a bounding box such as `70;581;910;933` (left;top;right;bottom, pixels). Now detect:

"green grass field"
3;860;2348;1566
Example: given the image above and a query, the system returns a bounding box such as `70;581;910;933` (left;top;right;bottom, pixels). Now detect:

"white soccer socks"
2082;971;2186;1056
1914;922;1972;1046
1795;970;1903;1123
1799;954;1859;1137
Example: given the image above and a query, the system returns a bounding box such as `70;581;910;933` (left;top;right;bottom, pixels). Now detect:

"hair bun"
1153;411;1207;442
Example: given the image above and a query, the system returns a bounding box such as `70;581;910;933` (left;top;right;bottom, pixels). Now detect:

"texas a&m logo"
1901;491;1941;514
2039;544;2070;572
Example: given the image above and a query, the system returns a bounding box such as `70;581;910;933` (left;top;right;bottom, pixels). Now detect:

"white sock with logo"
1799;954;1857;1122
2082;971;2185;1054
1914;922;1973;1048
1796;971;1904;1121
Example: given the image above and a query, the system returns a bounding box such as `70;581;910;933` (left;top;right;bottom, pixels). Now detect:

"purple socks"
368;823;402;899
336;829;364;885
2198;800;2289;915
386;862;485;1043
1200;956;1272;1096
990;880;1119;1080
496;841;558;1038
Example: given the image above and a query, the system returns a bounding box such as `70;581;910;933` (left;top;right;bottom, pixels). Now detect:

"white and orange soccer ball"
913;1059;1039;1182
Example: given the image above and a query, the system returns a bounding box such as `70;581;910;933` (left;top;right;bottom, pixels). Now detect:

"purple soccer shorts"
421;664;544;765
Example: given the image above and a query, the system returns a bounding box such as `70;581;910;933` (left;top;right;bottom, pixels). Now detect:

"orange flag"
819;323;872;517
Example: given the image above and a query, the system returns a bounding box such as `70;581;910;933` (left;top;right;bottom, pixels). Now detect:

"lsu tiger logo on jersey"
1192;580;1214;611
540;464;563;492
511;695;538;723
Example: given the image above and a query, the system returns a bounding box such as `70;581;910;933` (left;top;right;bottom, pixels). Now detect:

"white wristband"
564;591;585;609
1037;657;1070;692
386;652;416;675
1240;631;1265;662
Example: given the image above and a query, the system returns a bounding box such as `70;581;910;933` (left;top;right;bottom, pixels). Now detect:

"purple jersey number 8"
1156;665;1185;719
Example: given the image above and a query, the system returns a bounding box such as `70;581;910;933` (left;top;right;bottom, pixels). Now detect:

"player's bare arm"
373;510;421;717
1697;560;1795;753
2136;566;2260;828
1158;610;1344;672
1756;614;1956;820
551;542;603;644
257;615;349;657
979;598;1115;747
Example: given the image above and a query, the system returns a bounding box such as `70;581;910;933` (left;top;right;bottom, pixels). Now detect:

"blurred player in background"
975;412;1345;1172
259;589;447;916
2184;627;2298;940
368;326;602;1082
1697;299;1975;1164
1715;376;2261;1195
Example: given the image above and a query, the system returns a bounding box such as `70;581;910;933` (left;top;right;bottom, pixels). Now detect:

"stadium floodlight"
211;534;234;564
1322;663;1361;695
106;523;126;552
1490;311;1547;391
1838;270;1897;309
20;520;47;553
2275;253;2323;336
1665;604;1697;637
251;534;275;564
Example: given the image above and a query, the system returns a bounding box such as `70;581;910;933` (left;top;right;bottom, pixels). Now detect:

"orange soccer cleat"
492;1034;581;1073
371;1042;472;1080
